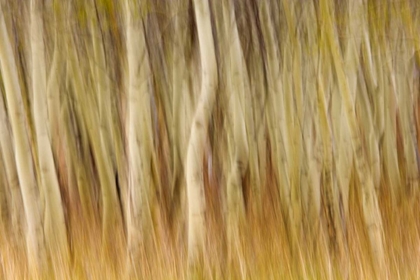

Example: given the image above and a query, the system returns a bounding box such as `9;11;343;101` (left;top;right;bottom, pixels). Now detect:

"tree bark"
186;0;218;268
320;0;385;274
0;87;24;237
30;0;69;262
0;6;47;271
125;1;154;275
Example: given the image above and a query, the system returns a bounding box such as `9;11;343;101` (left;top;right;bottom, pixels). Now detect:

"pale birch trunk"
300;1;322;242
316;70;346;267
244;0;267;211
30;0;69;262
0;89;24;236
46;23;67;218
357;57;381;192
223;1;249;275
403;0;420;167
281;0;305;241
0;6;46;271
333;0;365;223
258;1;298;256
169;0;193;237
125;2;154;274
90;17;116;175
62;33;96;224
0;150;9;232
360;32;381;192
396;37;419;199
367;3;398;202
61;88;96;223
186;0;218;266
302;106;323;238
320;0;385;273
381;42;401;203
47;24;62;149
67;33;122;253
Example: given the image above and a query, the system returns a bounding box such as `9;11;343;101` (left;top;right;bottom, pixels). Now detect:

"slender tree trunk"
67;32;122;255
0;6;47;272
0;88;24;237
170;0;192;235
47;26;62;151
320;0;385;274
222;1;249;276
30;0;69;262
316;70;346;268
258;1;299;258
186;0;218;268
125;1;154;275
0;150;10;232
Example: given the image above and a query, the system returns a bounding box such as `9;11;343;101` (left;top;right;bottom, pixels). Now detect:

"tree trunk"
125;1;154;275
0;88;24;237
0;6;47;271
30;0;69;262
222;1;249;276
320;0;385;274
186;0;218;268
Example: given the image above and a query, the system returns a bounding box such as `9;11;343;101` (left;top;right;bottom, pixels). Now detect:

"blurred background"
0;0;419;278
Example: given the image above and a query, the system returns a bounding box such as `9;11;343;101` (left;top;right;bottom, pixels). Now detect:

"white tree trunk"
0;6;46;271
0;89;24;236
320;0;385;273
316;72;346;264
222;1;249;275
125;1;154;274
186;0;218;266
0;149;10;232
65;21;123;254
30;0;69;262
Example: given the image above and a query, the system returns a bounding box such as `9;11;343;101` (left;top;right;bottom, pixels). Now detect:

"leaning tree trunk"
316;70;346;267
0;6;47;272
66;22;123;255
30;0;69;263
320;0;385;274
0;88;24;237
0;147;9;233
186;0;218;269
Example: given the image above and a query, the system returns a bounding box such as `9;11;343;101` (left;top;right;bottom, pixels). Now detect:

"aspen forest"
1;0;420;279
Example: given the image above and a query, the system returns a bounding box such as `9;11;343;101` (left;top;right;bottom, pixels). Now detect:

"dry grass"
0;169;420;279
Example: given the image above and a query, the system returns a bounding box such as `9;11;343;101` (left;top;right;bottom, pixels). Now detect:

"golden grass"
0;165;419;279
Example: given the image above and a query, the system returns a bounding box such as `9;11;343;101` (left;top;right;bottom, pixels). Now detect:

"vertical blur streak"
222;0;249;276
186;0;218;272
30;0;69;269
125;0;155;276
0;83;23;238
0;4;47;272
